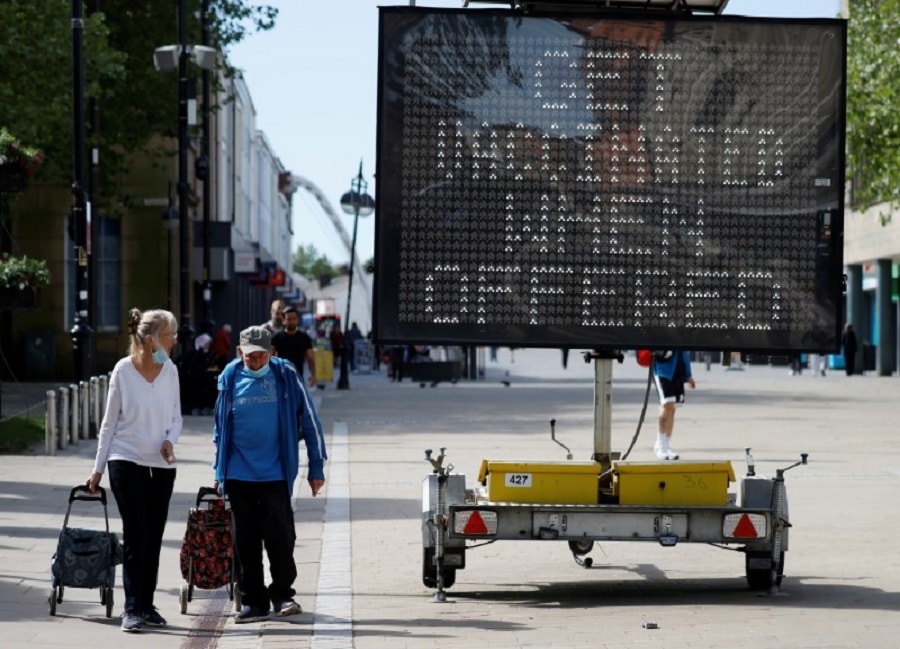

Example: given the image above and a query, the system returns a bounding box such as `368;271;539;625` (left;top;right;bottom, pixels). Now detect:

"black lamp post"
336;162;375;390
70;0;92;381
153;0;217;355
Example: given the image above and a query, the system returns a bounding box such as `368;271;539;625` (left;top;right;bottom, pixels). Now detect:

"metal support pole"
45;390;57;456
200;0;213;332
337;205;360;390
70;0;93;381
176;0;194;354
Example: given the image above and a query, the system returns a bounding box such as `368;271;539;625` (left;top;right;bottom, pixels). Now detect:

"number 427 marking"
505;473;532;488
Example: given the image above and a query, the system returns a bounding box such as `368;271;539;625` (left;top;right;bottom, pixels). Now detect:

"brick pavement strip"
2;351;900;648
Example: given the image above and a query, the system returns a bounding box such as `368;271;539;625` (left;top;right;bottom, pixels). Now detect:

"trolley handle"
196;486;222;507
70;484;106;506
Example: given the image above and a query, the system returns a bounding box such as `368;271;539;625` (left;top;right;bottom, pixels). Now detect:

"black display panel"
375;8;846;352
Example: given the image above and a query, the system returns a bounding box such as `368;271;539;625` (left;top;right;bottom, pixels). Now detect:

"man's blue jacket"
213;356;326;493
652;350;693;381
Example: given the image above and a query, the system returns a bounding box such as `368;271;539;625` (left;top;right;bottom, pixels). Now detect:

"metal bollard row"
44;374;111;455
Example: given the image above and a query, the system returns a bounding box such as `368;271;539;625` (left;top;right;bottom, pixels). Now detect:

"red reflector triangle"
733;514;758;538
464;511;489;535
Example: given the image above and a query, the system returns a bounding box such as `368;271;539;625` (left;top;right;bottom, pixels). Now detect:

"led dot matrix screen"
375;8;846;352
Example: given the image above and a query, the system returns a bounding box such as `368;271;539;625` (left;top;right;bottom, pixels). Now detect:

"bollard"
98;375;109;424
58;387;69;450
90;376;100;438
80;380;90;440
45;390;57;456
70;384;80;446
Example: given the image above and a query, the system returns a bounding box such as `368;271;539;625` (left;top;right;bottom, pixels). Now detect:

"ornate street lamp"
336;162;375;390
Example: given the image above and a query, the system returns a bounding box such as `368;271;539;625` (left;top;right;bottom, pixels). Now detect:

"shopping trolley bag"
49;485;122;617
178;486;239;613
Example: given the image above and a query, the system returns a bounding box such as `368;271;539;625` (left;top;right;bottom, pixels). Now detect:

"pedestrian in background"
261;298;285;336
213;325;327;623
87;308;182;633
271;306;316;387
651;350;695;460
841;322;858;376
213;323;233;371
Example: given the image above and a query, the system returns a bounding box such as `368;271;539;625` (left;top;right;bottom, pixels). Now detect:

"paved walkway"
1;351;899;648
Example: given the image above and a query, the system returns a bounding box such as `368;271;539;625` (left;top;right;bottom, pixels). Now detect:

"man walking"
213;325;327;623
271;306;316;388
651;350;695;460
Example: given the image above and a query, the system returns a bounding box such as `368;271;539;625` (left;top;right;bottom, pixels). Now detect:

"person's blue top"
213;356;327;493
652;351;693;381
227;366;282;481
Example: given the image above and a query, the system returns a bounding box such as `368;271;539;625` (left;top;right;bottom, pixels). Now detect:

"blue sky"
227;0;843;267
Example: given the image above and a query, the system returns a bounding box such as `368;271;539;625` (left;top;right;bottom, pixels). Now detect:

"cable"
618;362;654;461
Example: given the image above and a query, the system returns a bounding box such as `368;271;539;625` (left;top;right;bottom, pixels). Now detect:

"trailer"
372;1;845;602
421;352;808;599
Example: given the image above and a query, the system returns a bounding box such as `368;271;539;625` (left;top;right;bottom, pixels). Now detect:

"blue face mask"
152;348;169;365
245;363;271;379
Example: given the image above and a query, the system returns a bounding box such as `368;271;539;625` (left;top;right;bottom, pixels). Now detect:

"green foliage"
0;0;277;204
0;415;45;453
0;254;51;289
293;244;336;280
846;0;900;216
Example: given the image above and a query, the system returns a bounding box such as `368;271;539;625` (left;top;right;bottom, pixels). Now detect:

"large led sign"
375;8;846;352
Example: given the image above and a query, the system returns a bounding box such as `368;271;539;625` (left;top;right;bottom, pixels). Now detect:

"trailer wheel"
180;584;188;614
49;587;57;616
568;540;594;556
745;550;785;590
422;549;456;589
105;588;114;618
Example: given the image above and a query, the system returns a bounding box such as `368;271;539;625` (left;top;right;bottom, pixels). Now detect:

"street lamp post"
153;0;217;356
337;162;375;390
70;0;92;381
176;0;192;352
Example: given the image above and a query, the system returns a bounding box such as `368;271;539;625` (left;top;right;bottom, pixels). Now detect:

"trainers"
234;605;270;624
665;446;680;460
143;608;167;626
121;612;144;633
273;598;302;617
654;446;669;460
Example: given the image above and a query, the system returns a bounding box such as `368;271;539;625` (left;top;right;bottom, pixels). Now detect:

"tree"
846;0;900;219
0;1;277;206
293;243;335;281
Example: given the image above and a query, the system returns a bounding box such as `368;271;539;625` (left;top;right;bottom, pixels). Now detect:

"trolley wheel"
99;585;107;605
233;584;243;611
49;587;58;616
180;584;188;614
745;550;785;590
105;588;114;618
187;582;194;603
57;585;64;603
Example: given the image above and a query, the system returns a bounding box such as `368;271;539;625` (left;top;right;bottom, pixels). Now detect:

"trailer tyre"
745;550;785;590
568;540;594;556
422;549;457;589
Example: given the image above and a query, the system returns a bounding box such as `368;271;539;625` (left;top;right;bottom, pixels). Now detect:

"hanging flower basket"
0;254;49;310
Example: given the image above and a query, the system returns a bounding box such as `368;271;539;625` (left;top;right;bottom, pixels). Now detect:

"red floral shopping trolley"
178;487;240;613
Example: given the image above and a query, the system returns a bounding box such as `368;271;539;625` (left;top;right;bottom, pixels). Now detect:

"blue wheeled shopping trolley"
49;485;122;617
